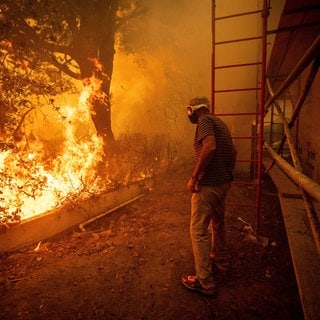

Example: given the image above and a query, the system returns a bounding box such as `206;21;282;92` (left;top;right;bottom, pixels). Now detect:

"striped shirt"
194;114;234;185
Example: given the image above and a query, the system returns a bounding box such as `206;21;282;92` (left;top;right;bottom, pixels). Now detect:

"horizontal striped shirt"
194;114;234;185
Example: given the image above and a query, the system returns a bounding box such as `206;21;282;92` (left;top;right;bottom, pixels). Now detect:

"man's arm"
192;135;216;179
187;135;216;193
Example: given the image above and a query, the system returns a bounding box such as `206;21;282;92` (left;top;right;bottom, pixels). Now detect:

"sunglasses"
186;104;208;115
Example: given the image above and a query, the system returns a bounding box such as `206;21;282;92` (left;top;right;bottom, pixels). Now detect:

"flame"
0;78;105;223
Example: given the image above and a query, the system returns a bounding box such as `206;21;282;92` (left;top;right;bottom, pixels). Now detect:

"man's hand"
187;176;199;193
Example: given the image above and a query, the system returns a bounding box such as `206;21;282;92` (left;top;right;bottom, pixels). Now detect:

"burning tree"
0;0;169;226
0;0;143;150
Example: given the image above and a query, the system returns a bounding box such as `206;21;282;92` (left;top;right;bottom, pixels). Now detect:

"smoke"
28;0;285;163
111;0;212;154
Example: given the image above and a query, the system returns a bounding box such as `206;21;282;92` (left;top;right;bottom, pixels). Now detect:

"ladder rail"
212;1;269;231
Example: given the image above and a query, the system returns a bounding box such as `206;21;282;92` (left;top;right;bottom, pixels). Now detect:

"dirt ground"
0;163;303;320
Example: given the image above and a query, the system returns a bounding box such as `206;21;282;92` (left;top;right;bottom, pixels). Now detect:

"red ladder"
211;0;269;231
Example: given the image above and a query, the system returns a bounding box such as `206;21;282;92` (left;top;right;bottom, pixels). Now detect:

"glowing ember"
0;80;105;224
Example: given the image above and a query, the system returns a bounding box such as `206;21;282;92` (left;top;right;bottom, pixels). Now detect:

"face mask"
188;113;199;124
186;104;208;124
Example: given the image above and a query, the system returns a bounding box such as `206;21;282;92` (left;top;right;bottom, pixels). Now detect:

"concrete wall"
0;182;149;254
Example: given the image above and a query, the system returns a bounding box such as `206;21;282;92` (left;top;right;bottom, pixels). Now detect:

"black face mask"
188;113;199;124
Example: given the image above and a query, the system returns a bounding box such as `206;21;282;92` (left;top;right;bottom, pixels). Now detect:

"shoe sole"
181;276;216;296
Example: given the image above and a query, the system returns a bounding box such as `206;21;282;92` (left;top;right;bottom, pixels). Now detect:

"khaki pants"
190;183;230;282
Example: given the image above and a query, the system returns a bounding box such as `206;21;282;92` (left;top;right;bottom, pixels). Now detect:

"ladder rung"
215;9;263;21
236;159;259;163
215;62;262;69
215;36;263;45
215;87;261;93
232;136;259;140
215;112;259;117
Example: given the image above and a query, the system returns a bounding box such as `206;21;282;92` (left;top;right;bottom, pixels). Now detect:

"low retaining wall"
0;181;149;254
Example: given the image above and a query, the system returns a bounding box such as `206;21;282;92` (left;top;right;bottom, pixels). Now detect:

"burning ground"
0;163;303;320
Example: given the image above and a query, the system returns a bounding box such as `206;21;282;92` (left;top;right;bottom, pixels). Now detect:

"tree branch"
4;1;81;79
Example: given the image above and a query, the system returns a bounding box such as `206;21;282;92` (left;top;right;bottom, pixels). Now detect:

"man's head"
186;97;210;124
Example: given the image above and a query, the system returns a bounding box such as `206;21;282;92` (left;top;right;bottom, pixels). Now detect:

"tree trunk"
76;0;119;154
90;92;115;154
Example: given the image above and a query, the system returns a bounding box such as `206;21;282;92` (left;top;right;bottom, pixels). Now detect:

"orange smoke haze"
111;0;212;147
1;1;212;224
0;0;285;224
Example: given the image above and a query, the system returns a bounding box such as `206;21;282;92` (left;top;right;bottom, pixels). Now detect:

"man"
182;96;237;295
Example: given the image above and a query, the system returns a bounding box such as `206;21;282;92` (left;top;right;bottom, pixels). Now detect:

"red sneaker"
181;275;216;296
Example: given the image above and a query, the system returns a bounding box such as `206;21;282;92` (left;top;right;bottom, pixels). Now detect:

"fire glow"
0;78;105;225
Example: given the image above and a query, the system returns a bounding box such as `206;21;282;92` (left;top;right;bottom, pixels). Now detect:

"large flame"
0;79;105;225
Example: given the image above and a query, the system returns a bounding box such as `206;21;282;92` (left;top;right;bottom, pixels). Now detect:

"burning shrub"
0;130;179;227
105;132;175;184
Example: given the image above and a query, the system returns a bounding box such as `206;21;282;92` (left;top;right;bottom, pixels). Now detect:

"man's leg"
209;183;231;270
190;187;214;282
